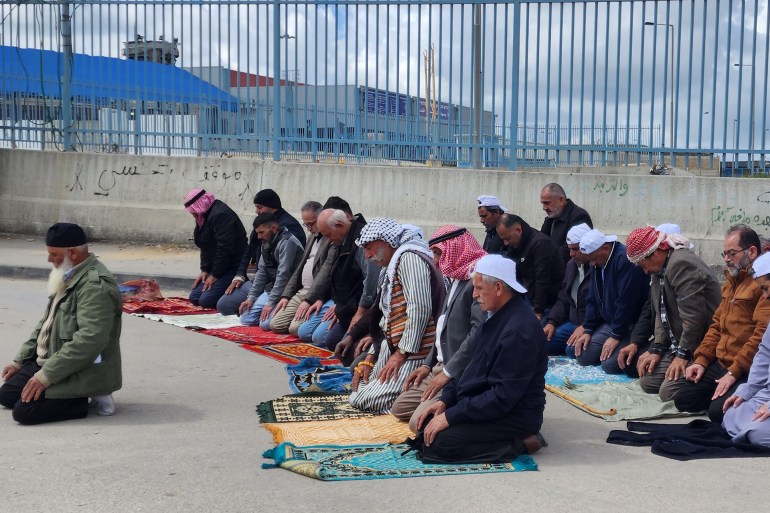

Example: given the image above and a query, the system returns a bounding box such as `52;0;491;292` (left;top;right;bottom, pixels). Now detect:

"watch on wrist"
398;348;407;356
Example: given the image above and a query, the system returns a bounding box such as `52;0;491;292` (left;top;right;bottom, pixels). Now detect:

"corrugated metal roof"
0;45;238;112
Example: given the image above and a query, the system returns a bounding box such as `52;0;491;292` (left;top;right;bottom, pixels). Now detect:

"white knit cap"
474;254;527;294
579;229;618;255
566;223;592;245
477;195;508;212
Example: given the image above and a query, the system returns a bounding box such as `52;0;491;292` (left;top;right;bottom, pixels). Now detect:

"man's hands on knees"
1;364;19;382
421;373;451;401
20;376;46;402
238;299;254;316
619;344;639;371
403;365;430;391
664;356;688;381
417;401;448;446
224;277;244;295
543;323;555;341
192;272;208;289
571;332;591;357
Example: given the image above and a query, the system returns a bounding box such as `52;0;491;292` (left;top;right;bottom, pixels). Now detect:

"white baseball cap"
474;254;527;293
566;223;592;245
579;229;618;255
477;195;508;212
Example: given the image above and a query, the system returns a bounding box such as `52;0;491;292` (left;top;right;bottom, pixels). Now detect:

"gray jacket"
247;227;304;307
423;278;485;379
281;234;335;303
651;248;722;354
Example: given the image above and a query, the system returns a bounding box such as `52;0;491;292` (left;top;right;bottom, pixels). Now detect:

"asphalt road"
0;277;766;512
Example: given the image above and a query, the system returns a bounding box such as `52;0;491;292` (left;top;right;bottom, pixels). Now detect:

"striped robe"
350;252;436;413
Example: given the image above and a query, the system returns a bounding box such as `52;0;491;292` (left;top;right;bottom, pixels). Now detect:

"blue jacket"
441;295;548;433
583;242;649;339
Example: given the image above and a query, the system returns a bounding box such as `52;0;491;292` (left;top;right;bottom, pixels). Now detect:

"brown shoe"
523;432;548;454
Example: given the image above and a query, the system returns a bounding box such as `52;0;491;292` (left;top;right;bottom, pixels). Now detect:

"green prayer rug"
257;392;375;423
262;442;538;480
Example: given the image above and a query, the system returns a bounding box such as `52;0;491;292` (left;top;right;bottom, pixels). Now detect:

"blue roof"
0;45;238;111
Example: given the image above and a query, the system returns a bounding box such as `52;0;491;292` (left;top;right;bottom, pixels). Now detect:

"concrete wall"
0;148;765;266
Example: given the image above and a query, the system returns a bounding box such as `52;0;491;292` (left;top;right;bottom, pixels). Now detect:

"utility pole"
61;2;74;151
471;4;483;168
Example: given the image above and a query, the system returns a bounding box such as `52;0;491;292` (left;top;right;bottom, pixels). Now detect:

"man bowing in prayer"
415;254;548;463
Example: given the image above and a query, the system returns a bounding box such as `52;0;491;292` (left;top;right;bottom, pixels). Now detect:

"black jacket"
483;226;506;254
547;259;592;327
193;199;248;278
540;199;593;266
330;216;368;329
235;207;306;279
505;220;564;315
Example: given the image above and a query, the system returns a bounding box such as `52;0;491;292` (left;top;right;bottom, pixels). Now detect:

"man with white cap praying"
0;223;122;424
477;195;508;254
676;224;770;422
414;254;548;463
723;252;770;448
622;225;722;402
568;228;649;374
544;223;593;355
348;218;445;413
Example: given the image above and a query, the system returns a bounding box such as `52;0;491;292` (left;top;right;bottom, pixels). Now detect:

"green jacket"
15;254;122;399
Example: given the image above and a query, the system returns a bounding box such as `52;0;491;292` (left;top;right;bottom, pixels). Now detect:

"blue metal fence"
0;0;768;172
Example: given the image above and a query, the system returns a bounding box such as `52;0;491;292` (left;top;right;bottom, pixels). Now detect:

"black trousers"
673;360;745;423
0;361;88;425
420;413;536;464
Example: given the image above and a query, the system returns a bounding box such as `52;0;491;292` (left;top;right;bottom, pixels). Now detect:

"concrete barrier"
1;148;766;265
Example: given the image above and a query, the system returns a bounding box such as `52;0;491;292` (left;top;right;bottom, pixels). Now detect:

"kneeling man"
0;223;122;424
415;254;548;463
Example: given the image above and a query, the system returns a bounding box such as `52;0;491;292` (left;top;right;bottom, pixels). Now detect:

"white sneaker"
90;394;115;416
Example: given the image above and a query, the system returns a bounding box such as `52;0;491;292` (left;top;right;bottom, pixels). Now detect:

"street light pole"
644;22;674;150
280;33;295;149
734;63;755;156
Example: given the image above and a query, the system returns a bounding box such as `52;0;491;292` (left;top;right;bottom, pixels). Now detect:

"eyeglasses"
721;248;747;259
302;220;317;228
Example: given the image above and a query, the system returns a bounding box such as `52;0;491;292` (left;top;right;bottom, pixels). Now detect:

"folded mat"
285;357;352;393
122;297;216;315
133;313;243;329
241;343;339;365
546;380;699;421
257;392;373;423
261;442;537;481
262;414;413;446
200;326;301;346
607;419;770;460
545;357;635;387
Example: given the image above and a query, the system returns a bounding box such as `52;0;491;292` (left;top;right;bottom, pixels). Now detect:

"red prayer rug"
122;297;217;315
241;343;341;365
200;326;301;346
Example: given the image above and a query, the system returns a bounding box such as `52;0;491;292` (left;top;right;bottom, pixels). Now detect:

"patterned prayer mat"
257;392;373;423
545;357;636;387
200;326;301;346
261;442;538;481
285;357;352;393
241;343;340;365
133;313;242;329
262;414;413;446
122;297;216;315
547;380;700;421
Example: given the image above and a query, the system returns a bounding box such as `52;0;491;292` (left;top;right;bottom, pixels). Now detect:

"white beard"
47;256;74;296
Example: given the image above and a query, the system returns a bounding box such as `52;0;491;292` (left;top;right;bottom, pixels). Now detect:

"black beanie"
46;223;87;247
253;189;281;209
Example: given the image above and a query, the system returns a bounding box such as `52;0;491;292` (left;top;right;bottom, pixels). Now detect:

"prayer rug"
547;380;699;421
257;392;373;423
261;442;538;481
122;297;216;315
285;357;352;393
199;326;301;346
133;313;242;329
262;414;413;446
545;357;635;387
241;343;340;365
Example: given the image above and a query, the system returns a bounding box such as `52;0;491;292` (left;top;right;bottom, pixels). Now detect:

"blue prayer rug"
545;357;635;387
286;357;352;394
262;442;538;480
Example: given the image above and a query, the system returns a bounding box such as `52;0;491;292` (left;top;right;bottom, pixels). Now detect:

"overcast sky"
2;0;769;152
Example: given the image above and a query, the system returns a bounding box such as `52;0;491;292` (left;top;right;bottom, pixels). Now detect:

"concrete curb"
0;265;191;291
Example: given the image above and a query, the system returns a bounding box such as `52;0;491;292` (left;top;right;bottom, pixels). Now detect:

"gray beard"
47;257;73;296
